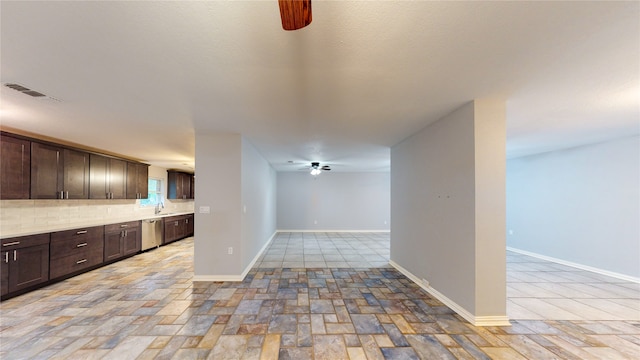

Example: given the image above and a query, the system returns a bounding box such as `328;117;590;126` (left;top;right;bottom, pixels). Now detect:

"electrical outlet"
314;220;318;225
384;221;387;225
227;247;233;255
508;229;514;235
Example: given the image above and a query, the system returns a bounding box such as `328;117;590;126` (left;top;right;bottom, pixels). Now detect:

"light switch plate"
199;206;210;214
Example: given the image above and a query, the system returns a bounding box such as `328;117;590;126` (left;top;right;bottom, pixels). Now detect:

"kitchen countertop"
1;211;195;239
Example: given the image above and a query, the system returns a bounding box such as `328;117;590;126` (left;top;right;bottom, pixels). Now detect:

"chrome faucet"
155;201;164;214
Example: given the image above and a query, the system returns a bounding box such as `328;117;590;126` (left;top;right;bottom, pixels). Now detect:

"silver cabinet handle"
77;243;88;248
65;191;69;199
120;224;128;228
175;221;179;226
76;230;88;235
13;250;16;261
4;252;8;263
76;259;87;264
3;241;20;247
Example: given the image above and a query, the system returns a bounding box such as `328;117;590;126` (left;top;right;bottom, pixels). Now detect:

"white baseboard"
277;229;390;233
507;247;640;284
192;231;277;283
240;231;277;279
389;260;511;327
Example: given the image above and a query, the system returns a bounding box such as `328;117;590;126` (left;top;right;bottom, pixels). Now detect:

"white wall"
391;99;507;325
277;172;390;231
507;135;640;279
241;138;277;268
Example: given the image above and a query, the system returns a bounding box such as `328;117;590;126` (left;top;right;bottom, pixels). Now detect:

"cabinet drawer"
50;226;104;260
1;233;50;251
105;221;140;234
50;245;103;279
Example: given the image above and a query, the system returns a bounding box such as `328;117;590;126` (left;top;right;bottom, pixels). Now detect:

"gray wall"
194;133;243;277
277;172;390;231
194;133;277;279
507;135;640;278
241;138;277;268
391;99;506;321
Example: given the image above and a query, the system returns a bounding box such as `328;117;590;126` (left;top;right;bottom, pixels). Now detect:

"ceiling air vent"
4;83;59;101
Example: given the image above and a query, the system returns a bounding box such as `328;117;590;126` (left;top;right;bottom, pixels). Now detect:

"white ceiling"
1;1;638;172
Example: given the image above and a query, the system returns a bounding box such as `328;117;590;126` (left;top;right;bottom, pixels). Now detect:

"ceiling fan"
278;0;312;31
299;161;331;176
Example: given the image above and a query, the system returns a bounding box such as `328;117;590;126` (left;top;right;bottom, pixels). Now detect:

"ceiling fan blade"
278;0;312;31
321;166;331;171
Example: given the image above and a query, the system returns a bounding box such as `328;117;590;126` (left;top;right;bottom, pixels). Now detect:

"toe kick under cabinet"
50;226;104;280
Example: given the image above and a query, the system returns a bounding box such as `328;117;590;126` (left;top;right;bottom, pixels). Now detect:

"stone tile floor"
507;251;640;321
0;233;639;359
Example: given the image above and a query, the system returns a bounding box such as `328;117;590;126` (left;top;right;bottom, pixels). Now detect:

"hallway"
0;233;638;359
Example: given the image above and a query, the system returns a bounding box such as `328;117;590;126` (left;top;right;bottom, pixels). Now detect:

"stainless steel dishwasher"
142;218;163;251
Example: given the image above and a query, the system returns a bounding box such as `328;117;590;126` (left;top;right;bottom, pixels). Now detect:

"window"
140;178;163;206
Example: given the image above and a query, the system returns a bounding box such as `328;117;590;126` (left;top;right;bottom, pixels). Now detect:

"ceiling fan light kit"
278;0;312;31
309;161;331;176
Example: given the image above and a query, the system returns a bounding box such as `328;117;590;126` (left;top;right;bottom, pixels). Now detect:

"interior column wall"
194;133;243;278
390;99;507;325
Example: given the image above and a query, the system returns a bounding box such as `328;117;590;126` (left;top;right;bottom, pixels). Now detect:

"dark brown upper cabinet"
126;162;149;199
89;154;127;199
167;170;194;200
31;142;90;199
0;134;31;199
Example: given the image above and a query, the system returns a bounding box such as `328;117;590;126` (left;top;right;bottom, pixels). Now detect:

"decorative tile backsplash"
0;199;194;236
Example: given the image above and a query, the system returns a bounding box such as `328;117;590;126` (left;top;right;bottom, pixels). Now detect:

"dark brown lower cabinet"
104;221;141;262
163;214;194;244
1;234;50;297
163;216;181;244
50;226;104;280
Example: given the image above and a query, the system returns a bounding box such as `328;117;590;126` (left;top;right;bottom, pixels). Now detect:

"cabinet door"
126;162;138;199
1;252;9;296
167;171;181;199
123;227;141;255
186;215;194;237
31;142;63;199
89;154;109;199
10;244;49;292
109;158;127;199
163;218;179;244
0;134;31;199
190;175;195;199
63;149;90;199
181;173;191;200
126;163;149;199
137;164;149;199
104;231;123;262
